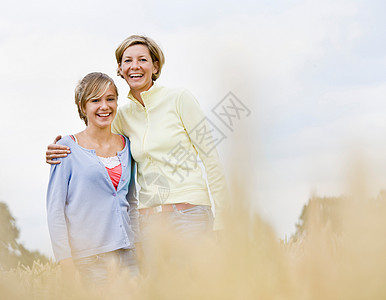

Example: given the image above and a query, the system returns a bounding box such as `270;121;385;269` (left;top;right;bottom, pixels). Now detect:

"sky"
1;0;386;257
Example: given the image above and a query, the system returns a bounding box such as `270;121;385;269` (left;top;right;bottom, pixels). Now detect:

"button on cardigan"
46;135;138;262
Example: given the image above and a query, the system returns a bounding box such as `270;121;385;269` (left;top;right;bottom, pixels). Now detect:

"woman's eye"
124;59;132;63
140;58;147;61
91;99;99;103
108;98;116;101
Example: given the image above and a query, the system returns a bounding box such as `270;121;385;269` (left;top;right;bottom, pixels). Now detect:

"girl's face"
118;44;159;95
83;84;117;128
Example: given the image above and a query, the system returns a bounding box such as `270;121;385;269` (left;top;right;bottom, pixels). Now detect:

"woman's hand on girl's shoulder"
46;135;71;165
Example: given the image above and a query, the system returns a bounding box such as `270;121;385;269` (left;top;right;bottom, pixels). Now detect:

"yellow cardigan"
112;84;228;230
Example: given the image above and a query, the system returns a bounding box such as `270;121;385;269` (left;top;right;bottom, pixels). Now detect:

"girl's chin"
88;122;113;129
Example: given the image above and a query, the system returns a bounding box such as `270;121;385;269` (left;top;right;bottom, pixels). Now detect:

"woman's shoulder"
117;101;132;110
155;86;195;106
157;85;190;96
117;101;136;116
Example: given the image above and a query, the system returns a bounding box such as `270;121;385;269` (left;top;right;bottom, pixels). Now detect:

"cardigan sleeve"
127;158;140;243
177;89;230;230
46;141;72;261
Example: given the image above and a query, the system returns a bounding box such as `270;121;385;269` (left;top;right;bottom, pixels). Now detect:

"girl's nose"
100;100;109;109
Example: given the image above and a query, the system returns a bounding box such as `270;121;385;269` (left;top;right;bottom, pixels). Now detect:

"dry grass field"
2;189;386;300
2;161;386;300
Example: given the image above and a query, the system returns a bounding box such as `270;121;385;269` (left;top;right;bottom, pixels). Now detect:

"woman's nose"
130;60;140;68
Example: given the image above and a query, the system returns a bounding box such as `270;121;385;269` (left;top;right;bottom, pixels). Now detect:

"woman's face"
118;44;159;95
83;84;117;128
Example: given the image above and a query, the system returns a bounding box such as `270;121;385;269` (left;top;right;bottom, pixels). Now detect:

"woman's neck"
131;81;154;106
132;90;144;106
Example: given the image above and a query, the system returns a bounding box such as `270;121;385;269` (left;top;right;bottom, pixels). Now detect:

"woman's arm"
46;135;71;164
47;110;125;165
177;90;230;231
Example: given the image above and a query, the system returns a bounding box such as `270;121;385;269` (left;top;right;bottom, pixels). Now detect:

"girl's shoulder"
115;133;128;145
114;134;130;152
56;135;75;147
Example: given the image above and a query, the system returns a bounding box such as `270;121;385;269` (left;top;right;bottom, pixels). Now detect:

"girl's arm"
46;145;72;261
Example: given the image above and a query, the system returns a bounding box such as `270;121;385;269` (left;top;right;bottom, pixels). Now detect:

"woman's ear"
153;61;159;75
117;64;123;77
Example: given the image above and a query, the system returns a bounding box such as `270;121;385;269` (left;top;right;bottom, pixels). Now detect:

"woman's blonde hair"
115;35;165;81
75;72;118;125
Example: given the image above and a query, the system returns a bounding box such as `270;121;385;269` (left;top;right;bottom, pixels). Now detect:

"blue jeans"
74;248;139;287
139;205;213;270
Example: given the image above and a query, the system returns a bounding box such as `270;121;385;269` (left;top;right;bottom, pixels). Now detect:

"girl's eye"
124;59;132;63
140;58;147;61
107;98;116;101
91;99;99;103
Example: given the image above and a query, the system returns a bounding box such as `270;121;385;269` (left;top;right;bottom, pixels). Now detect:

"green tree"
0;201;48;270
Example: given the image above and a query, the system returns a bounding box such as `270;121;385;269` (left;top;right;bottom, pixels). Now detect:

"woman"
46;35;229;255
46;72;139;286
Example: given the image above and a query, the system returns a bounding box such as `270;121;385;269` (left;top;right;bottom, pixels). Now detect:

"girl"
46;72;139;286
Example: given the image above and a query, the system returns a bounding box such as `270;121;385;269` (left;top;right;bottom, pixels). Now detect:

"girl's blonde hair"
75;72;118;125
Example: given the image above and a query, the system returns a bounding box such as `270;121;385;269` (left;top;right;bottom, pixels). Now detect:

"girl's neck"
75;125;123;157
79;125;113;145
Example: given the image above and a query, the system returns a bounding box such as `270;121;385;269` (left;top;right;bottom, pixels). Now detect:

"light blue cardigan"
46;135;138;262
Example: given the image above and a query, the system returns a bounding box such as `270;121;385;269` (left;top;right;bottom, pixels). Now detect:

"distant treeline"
293;190;386;240
0;201;49;270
